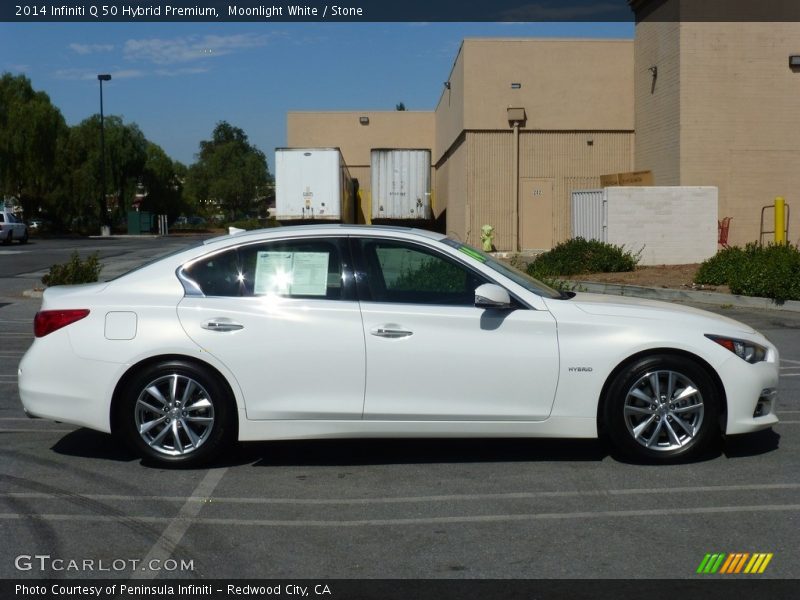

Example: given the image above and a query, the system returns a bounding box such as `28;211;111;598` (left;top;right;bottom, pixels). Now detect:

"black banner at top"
3;0;800;23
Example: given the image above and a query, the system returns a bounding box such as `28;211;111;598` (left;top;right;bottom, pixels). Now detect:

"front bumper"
717;354;780;435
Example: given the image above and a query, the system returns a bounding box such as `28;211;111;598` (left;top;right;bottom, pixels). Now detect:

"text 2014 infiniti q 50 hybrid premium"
19;226;779;466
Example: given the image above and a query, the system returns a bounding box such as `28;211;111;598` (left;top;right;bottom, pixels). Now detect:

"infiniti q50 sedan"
19;225;779;466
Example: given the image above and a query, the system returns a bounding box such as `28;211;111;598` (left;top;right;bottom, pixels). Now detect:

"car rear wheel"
118;361;233;467
604;355;720;462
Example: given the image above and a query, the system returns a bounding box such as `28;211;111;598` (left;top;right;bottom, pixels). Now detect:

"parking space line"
2;503;800;528
130;468;227;580
3;482;799;506
0;429;75;433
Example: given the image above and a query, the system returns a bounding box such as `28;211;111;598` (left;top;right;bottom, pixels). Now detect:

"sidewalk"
567;279;800;313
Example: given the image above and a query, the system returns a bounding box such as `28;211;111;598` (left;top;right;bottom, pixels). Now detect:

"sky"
0;21;633;170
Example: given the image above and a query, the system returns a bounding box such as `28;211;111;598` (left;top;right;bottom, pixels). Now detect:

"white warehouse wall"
605;186;718;265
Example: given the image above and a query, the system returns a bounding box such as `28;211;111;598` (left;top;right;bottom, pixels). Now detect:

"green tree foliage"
62;115;147;227
185;121;271;219
104;116;147;220
0;73;68;217
141;142;185;220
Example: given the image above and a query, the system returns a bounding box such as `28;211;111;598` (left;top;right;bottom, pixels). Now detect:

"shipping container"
275;148;355;223
370;149;431;220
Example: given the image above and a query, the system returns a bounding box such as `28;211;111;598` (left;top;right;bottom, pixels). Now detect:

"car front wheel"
118;361;233;467
604;355;720;462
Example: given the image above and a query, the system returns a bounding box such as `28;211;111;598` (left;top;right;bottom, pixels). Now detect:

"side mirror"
475;283;512;309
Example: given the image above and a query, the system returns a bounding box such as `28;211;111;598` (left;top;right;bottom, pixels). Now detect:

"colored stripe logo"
697;553;773;574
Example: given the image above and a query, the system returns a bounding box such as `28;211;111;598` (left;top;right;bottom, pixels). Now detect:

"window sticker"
458;246;487;263
254;251;329;296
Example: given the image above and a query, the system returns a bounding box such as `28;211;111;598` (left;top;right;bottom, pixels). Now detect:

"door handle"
370;325;413;339
201;318;244;332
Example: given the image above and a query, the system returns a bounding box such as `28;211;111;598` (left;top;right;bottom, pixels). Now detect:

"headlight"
705;334;767;363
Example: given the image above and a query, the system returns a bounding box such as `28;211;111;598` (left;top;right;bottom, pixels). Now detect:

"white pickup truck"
0;209;28;244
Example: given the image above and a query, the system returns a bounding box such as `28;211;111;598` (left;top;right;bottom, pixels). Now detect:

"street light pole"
97;73;111;235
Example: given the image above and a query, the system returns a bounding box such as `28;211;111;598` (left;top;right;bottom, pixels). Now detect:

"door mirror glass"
475;283;512;309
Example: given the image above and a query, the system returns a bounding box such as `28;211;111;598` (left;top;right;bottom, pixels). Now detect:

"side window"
181;238;348;300
239;239;345;299
358;239;487;305
182;248;244;297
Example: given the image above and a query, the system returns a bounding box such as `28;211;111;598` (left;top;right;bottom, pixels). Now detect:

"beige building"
633;9;800;246
288;5;800;251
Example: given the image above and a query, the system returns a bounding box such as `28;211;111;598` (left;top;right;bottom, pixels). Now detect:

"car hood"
561;292;756;335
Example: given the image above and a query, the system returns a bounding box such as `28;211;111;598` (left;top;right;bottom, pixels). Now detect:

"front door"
354;237;560;421
520;178;554;250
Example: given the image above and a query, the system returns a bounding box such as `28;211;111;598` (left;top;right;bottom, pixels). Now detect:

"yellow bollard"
775;197;786;244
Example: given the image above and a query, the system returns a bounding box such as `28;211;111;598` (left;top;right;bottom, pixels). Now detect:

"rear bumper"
18;332;125;434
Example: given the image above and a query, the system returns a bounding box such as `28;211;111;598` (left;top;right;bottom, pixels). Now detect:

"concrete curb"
87;234;161;239
568;280;800;313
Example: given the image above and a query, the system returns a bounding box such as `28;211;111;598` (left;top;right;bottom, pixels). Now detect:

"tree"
62;115;147;228
185;121;271;219
0;73;68;217
141;142;185;219
395;102;407;111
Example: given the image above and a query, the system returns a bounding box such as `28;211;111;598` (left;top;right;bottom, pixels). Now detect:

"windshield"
442;239;563;300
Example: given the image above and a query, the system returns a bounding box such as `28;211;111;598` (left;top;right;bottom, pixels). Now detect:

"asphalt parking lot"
0;236;798;582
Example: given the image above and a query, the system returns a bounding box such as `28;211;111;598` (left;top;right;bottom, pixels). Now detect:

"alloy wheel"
623;369;705;452
134;373;215;456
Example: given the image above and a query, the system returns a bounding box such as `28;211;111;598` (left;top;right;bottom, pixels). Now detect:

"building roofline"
460;37;633;43
287;110;434;115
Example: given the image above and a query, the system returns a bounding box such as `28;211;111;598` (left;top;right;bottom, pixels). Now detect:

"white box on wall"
572;186;718;266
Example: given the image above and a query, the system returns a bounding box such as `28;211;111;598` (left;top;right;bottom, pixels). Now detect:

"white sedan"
19;226;779;466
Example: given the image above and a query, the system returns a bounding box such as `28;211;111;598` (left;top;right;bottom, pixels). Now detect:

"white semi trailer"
275;148;355;223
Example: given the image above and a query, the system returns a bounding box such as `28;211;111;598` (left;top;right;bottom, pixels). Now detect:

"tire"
2;230;11;245
604;354;720;463
117;360;234;467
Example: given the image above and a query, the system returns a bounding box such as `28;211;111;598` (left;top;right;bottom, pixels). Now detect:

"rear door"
176;236;366;420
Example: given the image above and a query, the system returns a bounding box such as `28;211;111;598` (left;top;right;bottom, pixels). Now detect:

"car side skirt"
237;414;597;441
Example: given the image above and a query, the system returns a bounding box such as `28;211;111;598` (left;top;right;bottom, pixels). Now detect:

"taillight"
34;309;90;338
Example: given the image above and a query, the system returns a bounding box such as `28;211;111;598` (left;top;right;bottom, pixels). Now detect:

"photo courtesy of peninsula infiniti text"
18;225;780;466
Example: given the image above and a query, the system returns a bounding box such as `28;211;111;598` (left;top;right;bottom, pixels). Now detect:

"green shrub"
42;251;102;287
695;243;800;303
526;237;639;279
726;243;800;303
694;246;748;286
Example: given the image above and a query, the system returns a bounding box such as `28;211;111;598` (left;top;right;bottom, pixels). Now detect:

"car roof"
202;224;448;247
